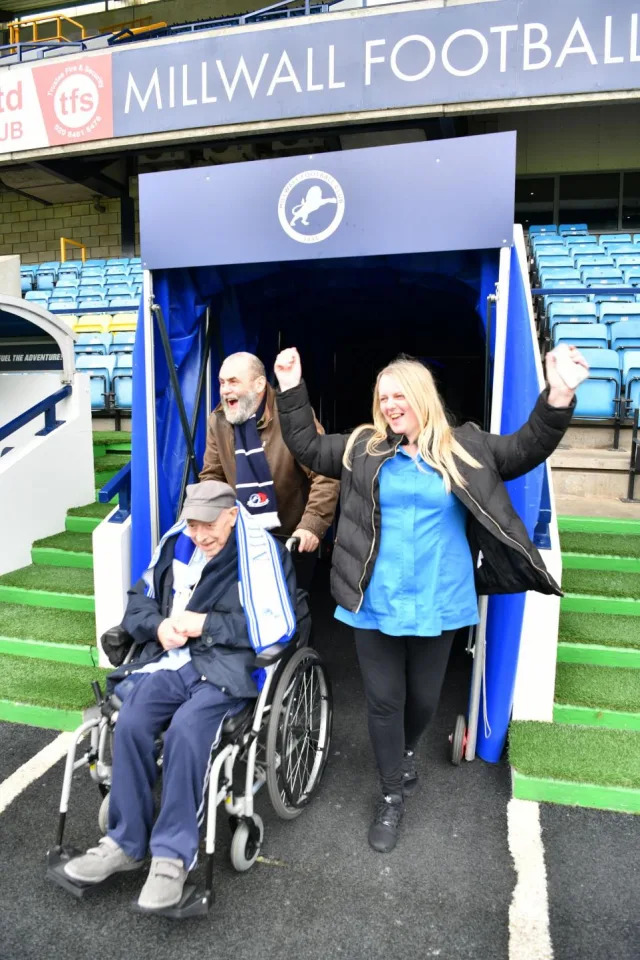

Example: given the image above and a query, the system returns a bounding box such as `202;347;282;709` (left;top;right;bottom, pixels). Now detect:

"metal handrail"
0;384;71;443
60;237;87;263
98;460;131;524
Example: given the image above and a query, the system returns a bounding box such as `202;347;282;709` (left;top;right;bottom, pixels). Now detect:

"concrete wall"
0;255;20;297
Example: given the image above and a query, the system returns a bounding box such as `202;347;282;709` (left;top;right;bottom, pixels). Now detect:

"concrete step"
556;495;640;520
561;424;632;451
551;447;632;499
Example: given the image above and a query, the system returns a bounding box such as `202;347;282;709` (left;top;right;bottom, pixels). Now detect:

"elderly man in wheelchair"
48;480;332;918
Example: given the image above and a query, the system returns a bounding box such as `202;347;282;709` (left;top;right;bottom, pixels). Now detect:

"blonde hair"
343;358;481;491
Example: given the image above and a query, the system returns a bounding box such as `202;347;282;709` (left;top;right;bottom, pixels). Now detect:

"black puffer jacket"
277;382;575;611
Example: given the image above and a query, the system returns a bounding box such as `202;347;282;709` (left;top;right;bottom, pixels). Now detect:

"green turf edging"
91;430;132;448
32;532;93;553
0;654;109;711
67;502;113;519
32;548;93;570
0;586;94;612
562;568;640;600
66;516;103;533
561;596;640;616
559;611;640;649
558;516;640;535
560;531;640;559
555;662;640;713
553;704;640;732
0;699;85;732
509;721;640;789
557;642;640;669
0;636;97;666
0;604;96;646
512;771;640;815
563;554;640;574
0;564;94;594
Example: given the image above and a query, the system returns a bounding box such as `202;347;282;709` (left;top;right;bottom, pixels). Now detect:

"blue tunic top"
335;448;480;637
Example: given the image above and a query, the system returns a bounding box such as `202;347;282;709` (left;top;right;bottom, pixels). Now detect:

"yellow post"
60;237;87;263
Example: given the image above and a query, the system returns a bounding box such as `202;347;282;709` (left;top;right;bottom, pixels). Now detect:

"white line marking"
0;732;73;815
508;797;554;960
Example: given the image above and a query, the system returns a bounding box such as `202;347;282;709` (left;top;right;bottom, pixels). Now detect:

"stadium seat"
79;274;105;285
539;268;581;284
548;302;597;333
75;354;116;410
107;257;129;266
573;348;621;419
56;276;79;288
590;292;636;306
574;254;613;270
566;235;598;247
20;276;33;293
559;223;589;235
622;268;640;285
622;351;640;415
529;225;558;236
113;353;133;409
553;323;609;350
599;234;632;244
105;265;129;277
106;284;133;297
36;273;56;291
49;300;78;313
24;290;49;302
83;259;106;268
78;298;109;310
613;255;640;269
537;256;574;271
109;331;136;355
603;243;637;255
107;313;138;332
129;257;142;264
534;244;567;258
74;333;112;356
108;296;139;309
599;302;640;325
610;320;640;356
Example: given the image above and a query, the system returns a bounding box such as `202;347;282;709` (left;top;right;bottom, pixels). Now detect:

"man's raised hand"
274;347;302;391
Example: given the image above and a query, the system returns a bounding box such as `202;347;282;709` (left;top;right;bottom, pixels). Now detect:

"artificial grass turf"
67;502;113;519
0;604;95;646
560;531;640;558
0;654;108;710
32;532;93;553
0;565;94;595
562;568;640;599
559;611;640;649
555;662;640;713
509;721;640;789
91;431;132;447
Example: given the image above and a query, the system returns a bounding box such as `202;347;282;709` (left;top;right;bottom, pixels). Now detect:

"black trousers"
354;628;456;794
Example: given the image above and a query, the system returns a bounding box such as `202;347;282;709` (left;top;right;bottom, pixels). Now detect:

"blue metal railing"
98;460;131;524
532;467;552;550
0;40;87;62
0;385;71;444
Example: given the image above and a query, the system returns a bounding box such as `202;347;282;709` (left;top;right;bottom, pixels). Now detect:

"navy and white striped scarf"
234;395;280;529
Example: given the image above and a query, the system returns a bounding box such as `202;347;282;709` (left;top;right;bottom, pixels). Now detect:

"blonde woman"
274;346;586;854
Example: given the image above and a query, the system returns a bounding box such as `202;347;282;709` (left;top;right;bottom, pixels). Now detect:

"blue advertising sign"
139;132;515;268
114;0;640;137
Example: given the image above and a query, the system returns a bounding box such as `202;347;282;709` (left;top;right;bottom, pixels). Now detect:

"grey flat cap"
180;481;236;523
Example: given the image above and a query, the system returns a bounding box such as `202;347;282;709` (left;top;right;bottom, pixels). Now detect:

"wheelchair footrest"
47;847;106;899
130;883;212;919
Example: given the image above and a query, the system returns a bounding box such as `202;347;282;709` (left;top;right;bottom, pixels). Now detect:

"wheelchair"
47;593;333;919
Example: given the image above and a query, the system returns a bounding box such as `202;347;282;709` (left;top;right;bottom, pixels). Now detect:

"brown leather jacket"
199;384;339;539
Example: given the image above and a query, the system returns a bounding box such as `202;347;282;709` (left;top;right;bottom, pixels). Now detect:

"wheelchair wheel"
98;792;110;834
229;814;264;872
266;646;332;820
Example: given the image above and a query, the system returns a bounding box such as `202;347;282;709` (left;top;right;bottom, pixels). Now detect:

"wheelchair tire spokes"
265;647;333;820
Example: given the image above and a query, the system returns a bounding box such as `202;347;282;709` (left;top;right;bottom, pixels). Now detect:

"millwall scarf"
141;505;295;653
234;397;280;529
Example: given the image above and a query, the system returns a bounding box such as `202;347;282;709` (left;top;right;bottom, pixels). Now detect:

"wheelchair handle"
285;537;300;554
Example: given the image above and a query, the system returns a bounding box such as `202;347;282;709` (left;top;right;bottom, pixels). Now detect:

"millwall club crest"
278;170;345;244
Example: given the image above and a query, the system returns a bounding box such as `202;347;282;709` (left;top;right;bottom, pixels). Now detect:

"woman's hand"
545;345;589;408
274;347;302;392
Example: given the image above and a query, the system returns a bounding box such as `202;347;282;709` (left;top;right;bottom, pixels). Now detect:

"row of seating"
76;354;133;411
548;301;640;331
60;313;138;334
553;320;640;353
570;348;640;420
74;332;135;357
25;289;140;311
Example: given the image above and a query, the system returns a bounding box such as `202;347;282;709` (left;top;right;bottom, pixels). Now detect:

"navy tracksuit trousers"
107;661;246;870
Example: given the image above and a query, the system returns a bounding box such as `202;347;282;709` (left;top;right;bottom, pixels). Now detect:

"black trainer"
401;749;418;796
368;792;405;853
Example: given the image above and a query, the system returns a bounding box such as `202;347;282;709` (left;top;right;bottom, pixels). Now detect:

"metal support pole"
621;407;640;503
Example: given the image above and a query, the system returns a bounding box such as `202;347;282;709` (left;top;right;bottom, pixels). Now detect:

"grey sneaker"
63;836;143;884
137;857;187;910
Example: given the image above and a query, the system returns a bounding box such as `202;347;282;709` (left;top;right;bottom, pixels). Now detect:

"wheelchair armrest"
255;642;289;667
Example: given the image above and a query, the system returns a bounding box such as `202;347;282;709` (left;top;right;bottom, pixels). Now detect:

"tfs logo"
52;73;99;131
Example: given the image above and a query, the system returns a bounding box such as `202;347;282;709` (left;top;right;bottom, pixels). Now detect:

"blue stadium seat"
78;298;109;309
74;333;112;356
83;259;106;267
613;255;640;269
56;276;79;288
582;266;624;282
622;267;640;285
599;234;632;244
107;257;129;266
109;332;136;355
108;296;139;309
529;225;558;236
599;302;640;325
75;354;115;410
36;273;56;291
49;300;77;313
622;351;640;415
129;257;142;265
106;284;133;297
50;288;76;300
113;353;133;409
573;348;621;419
559;223;588;235
539;268;581;284
566;235;598;247
590;292;636;306
610;320;640;356
20;276;33;293
574;254;613;270
534;244;567;258
81;268;105;279
105;265;129;277
548;302;597;333
25;290;50;303
604;243;637;255
553;323;608;349
537;256;574;270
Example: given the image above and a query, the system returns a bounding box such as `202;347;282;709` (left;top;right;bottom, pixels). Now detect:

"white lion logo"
290;186;338;227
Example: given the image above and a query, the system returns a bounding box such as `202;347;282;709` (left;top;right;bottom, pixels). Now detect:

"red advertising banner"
0;53;112;155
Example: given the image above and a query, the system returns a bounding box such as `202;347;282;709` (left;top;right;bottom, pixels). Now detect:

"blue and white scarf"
141;503;295;653
234;398;280;530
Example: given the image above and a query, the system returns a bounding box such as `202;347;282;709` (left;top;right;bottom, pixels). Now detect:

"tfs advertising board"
1;0;640;156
